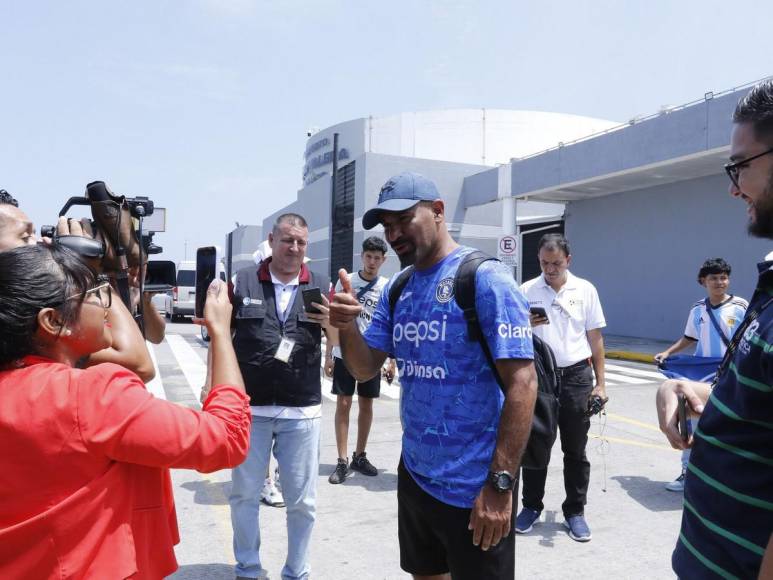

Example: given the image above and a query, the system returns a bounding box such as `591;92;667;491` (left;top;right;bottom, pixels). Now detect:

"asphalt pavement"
155;322;683;579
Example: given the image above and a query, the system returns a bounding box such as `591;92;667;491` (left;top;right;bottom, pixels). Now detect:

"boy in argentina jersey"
364;246;533;506
328;172;537;580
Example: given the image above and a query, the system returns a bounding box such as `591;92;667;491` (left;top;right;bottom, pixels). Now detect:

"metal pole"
329;133;339;280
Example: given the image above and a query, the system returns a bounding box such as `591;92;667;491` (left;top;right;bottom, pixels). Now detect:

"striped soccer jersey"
683;296;749;357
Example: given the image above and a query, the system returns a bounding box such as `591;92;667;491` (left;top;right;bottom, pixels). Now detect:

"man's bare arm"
141;292;166;344
328;269;388;381
469;358;537;551
587;328;606;399
490;358;539;473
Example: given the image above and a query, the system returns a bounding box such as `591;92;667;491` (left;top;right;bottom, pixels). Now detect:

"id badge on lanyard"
274;336;296;363
273;286;297;364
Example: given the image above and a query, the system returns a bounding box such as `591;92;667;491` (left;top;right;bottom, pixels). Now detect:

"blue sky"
2;0;772;264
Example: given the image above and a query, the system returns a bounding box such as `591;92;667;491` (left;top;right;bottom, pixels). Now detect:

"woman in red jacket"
0;244;251;579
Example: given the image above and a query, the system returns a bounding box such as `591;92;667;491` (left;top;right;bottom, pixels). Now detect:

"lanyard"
712;292;773;387
274;284;299;327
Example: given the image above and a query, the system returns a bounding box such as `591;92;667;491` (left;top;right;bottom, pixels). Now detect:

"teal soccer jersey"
363;247;533;508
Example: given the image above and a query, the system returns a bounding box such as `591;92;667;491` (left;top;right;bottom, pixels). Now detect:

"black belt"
557;359;591;375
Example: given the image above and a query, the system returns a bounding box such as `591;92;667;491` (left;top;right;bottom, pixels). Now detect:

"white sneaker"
260;478;285;507
665;471;686;492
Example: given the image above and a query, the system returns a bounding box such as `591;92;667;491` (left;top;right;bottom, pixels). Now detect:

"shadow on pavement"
169;563;233;578
181;480;232;505
611;475;684;512
318;462;398;492
524;510;566;547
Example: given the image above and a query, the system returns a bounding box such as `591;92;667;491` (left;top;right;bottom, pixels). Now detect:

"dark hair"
537;233;571;257
0;189;19;207
0;244;97;366
733;80;773;146
362;236;388;254
697;258;731;283
273;213;308;234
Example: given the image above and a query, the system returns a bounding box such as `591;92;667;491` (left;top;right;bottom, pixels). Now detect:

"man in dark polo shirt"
228;213;330;580
657;80;773;579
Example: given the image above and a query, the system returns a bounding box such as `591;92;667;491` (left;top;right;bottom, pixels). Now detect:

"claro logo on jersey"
498;323;533;339
393;315;448;347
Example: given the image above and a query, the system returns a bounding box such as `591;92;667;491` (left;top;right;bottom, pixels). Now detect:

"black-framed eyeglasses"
66;282;112;309
724;146;773;188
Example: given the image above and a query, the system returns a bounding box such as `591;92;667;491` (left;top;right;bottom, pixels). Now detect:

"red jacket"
0;357;251;579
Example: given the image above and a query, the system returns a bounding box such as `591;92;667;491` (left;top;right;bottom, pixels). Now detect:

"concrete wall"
565;173;769;340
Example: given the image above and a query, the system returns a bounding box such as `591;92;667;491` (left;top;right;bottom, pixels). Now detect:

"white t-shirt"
251;271;322;420
683;296;748;358
520;271;606;367
331;271;388;359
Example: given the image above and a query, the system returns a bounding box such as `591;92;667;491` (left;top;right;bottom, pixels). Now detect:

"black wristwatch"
488;470;516;493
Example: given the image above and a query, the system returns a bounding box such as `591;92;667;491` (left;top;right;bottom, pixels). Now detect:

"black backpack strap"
388;266;415;317
454;251;505;391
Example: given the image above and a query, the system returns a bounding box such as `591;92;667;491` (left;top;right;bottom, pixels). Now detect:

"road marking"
166;334;207;402
605;412;662;433
589;434;676;451
145;340;166;400
605;373;651;385
606;362;665;380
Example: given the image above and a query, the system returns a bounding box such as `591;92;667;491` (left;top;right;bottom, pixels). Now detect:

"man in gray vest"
228;213;330;580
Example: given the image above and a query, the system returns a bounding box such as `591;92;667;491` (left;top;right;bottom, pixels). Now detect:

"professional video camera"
41;181;169;334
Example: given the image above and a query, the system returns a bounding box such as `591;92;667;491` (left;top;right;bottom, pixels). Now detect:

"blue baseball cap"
361;172;440;230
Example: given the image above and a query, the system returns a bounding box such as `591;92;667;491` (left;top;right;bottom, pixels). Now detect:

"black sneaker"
350;452;378;476
328;458;351;484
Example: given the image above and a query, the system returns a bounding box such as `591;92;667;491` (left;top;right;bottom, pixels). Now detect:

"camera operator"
0;190;37;248
53;216;156;380
0;192;155;382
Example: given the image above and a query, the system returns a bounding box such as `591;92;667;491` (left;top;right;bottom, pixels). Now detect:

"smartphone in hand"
302;287;323;314
677;394;691;442
530;306;549;324
195;246;220;319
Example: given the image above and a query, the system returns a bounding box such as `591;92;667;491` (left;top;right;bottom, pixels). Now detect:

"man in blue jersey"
657;80;773;579
654;258;748;492
328;172;537;580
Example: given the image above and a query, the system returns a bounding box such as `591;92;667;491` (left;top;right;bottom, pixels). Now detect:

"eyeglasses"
724;146;773;188
66;282;112;309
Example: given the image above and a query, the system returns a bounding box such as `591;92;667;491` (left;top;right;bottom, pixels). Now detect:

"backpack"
388;250;560;470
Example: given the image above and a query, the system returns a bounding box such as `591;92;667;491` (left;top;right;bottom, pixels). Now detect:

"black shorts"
397;458;516;579
331;358;380;398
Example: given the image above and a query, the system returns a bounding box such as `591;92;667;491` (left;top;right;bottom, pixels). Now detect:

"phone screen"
530;306;548;319
302;287;323;314
195;247;217;319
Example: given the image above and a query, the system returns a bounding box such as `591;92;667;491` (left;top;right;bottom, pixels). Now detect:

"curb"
606;350;657;364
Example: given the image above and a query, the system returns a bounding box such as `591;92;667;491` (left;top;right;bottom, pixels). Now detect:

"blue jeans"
230;416;321;580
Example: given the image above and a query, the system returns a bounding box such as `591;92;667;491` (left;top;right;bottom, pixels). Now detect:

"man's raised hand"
328;268;363;330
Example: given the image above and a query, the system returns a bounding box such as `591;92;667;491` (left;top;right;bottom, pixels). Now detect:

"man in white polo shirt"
516;233;607;543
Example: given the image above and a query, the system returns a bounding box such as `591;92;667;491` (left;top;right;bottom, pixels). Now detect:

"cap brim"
361;199;422;230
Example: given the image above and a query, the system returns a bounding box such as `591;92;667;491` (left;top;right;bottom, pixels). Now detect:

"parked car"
165;260;195;321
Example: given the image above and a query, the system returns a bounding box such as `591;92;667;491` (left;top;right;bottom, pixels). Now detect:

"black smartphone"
530;306;549;319
144;260;176;293
677;394;690;442
195;246;218;319
302;287;323;314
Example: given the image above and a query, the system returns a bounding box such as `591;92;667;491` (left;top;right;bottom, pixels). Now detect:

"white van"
165;260;196;321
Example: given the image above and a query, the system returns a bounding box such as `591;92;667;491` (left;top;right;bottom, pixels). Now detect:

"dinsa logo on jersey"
393;315;448;347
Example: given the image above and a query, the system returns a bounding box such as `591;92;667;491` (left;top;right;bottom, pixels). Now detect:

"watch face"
497;474;510;489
